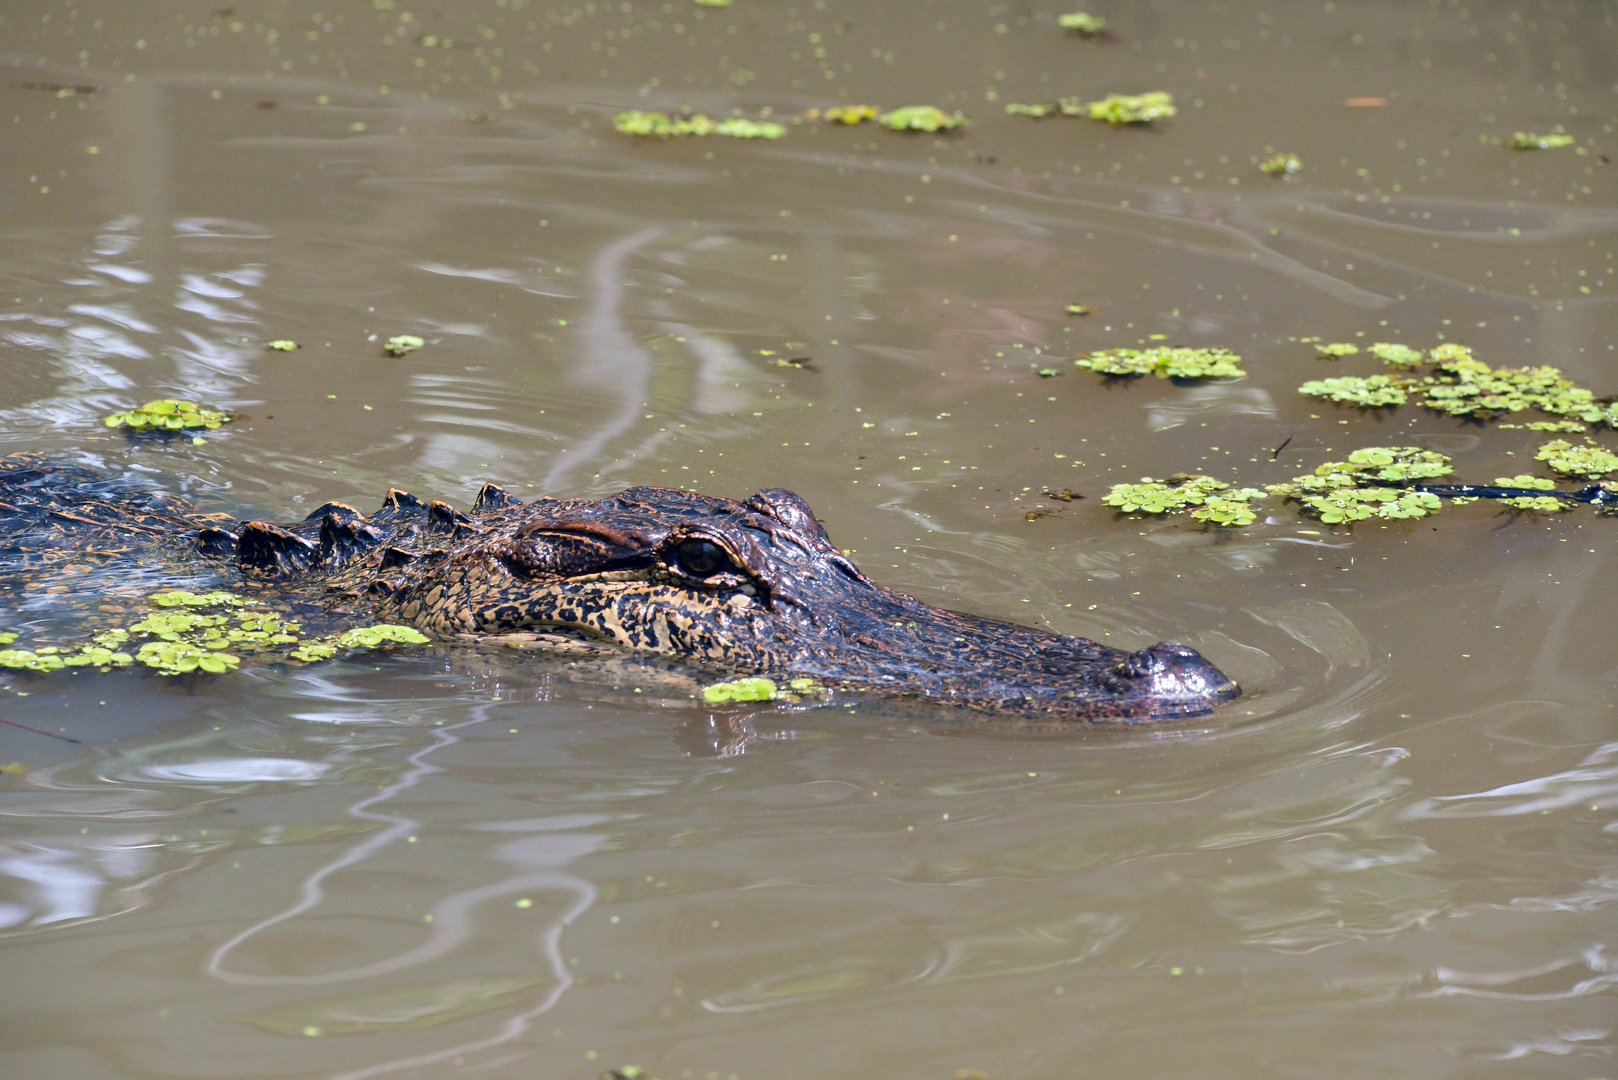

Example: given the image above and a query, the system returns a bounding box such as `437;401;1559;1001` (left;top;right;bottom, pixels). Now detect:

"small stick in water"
0;716;82;744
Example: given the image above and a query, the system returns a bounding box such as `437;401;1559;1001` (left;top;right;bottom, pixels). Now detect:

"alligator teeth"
236;521;318;574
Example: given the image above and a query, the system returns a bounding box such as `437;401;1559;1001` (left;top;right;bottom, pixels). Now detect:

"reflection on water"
3;0;1617;1075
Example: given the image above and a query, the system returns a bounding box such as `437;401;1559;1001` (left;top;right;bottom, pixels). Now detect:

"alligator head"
244;484;1240;721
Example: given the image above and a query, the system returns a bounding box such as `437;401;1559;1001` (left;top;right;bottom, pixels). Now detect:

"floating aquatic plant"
1507;128;1574;150
1260;153;1302;175
1535;439;1618;479
877;106;967;133
1367;342;1425;366
613;110;783;139
1005;103;1058;118
1076;346;1245;380
1315;342;1359;359
1102;474;1266;527
104;399;233;433
703;676;779;703
813;105;876;124
1085;92;1175;125
266;340;300;351
384;335;425;357
1298;374;1409;408
1058;12;1106;36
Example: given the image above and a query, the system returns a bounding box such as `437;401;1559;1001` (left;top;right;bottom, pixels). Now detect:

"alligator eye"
673;538;729;578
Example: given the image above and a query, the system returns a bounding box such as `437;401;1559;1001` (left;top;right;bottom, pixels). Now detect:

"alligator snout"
1112;641;1240;713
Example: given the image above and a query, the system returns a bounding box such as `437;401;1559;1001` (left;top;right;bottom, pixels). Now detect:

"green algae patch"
1507;128;1574;150
1535;440;1618;479
1315;342;1359;359
384;335;425;357
1260;153;1302;175
877;106;967;133
266;340;300;351
1103;474;1266;527
1299;374;1408;408
703;676;778;703
1367;342;1425;366
1076;346;1244;380
104;399;233;433
1058;12;1106;35
1085;92;1175;125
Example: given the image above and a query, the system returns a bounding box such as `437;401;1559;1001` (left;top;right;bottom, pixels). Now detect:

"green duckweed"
266;340;300;351
1057;12;1106;35
1502;495;1574;512
1005;103;1058;118
384;335;425;357
1298;375;1409;407
1315;342;1359;359
1085;92;1176;125
703;676;779;703
104;399;233;433
877;106;967;133
1076;346;1245;380
1102;474;1266;526
613;110;784;139
0;632;15;646
338;625;431;648
1535;440;1618;479
1367;342;1425;366
1260;153;1302;175
1507;129;1575;150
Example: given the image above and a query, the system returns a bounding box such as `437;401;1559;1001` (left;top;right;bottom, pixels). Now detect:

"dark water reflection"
2;1;1617;1077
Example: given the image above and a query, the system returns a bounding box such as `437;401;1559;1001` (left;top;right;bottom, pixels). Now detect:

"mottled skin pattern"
1;456;1239;721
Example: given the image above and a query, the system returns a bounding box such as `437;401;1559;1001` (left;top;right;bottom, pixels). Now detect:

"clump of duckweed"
0;632;15;646
266;340;300;351
1260;153;1302;175
1102;474;1266;527
1367;342;1425;366
1005;103;1059;118
810;105;877;124
1265;447;1453;524
1315;342;1359;358
1058;12;1106;36
104;400;233;433
1299;343;1617;425
1075;346;1245;380
1505;420;1589;433
1535;440;1618;479
1085;92;1175;125
1298;374;1409;408
0;592;432;677
703;676;779;703
877;106;967;133
1502;495;1574;512
1507;128;1574;150
384;335;425;357
613;110;784;139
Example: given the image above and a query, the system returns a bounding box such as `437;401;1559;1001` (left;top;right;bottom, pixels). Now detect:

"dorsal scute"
237;521;318;574
427;500;476;532
319;513;385;569
380;489;426;515
473;483;522;512
304;501;365;525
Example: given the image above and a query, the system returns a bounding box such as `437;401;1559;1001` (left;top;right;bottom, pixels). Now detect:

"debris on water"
807;105;877;124
384;335;425;357
1065;303;1097;316
266;340;300;351
1260;152;1302;174
877;106;968;132
103;400;234;433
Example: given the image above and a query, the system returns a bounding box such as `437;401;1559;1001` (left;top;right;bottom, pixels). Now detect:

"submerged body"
0;456;1238;720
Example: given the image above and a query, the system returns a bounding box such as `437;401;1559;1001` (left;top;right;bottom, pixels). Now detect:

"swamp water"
1;1;1616;1077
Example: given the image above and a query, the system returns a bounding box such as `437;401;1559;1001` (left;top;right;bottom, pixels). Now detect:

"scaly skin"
1;455;1239;721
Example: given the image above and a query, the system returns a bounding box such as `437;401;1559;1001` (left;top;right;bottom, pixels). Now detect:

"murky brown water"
3;1;1617;1076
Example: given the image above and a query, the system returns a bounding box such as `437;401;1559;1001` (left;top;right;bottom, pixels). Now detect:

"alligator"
0;455;1240;721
